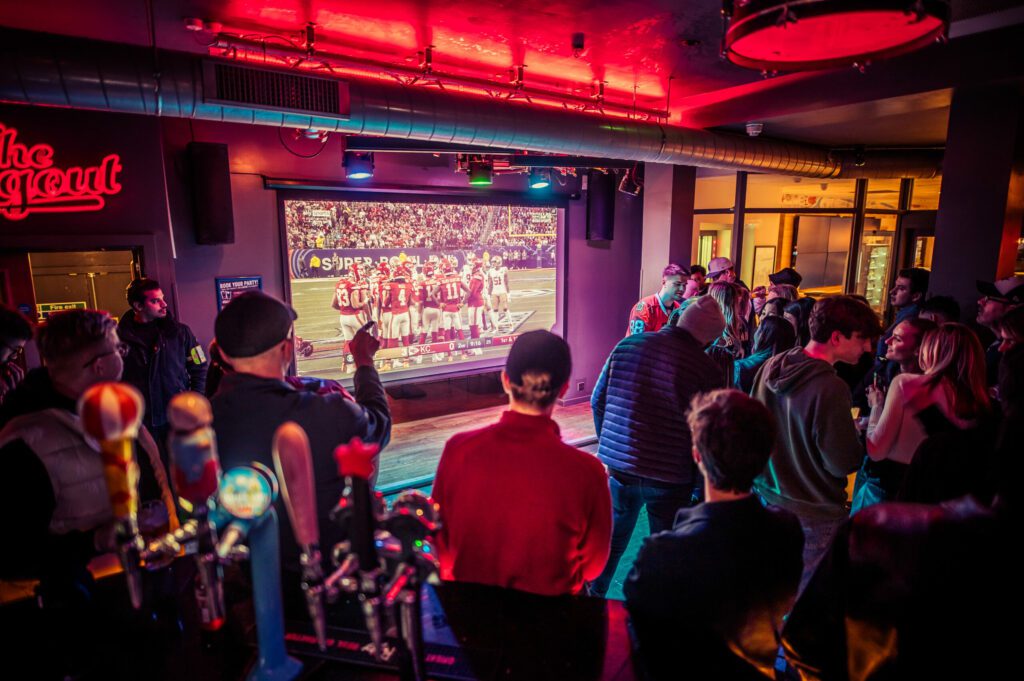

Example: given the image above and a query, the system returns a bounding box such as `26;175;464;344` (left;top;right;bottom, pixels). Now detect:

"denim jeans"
797;515;845;597
589;470;695;597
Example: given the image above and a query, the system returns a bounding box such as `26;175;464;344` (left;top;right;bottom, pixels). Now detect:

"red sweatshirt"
433;410;612;596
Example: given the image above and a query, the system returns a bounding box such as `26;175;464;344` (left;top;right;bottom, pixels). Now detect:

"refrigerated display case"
857;235;893;312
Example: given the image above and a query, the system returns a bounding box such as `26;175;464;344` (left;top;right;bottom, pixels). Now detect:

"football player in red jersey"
465;261;487;348
436;257;468;342
409;263;423;344
332;262;369;373
420;261;442;345
626;263;689;336
388;263;415;349
375;261;394;357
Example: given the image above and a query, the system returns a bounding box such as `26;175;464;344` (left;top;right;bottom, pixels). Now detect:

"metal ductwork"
0;29;941;178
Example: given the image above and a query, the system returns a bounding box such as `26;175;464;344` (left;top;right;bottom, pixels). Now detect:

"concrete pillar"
639;164;696;297
931;86;1024;316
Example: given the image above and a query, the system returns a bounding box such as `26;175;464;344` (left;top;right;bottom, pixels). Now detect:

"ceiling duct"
0;29;941;179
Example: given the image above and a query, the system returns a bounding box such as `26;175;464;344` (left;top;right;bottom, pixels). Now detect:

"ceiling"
2;1;1023;148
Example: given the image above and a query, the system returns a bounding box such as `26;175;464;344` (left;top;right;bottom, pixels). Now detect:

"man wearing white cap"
707;256;737;285
977;275;1024;385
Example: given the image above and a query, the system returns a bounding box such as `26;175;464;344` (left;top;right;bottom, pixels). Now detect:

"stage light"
529;169;551;189
344;151;374;179
468;160;493;186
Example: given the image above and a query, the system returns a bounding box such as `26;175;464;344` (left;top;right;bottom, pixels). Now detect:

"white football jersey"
488;267;508;293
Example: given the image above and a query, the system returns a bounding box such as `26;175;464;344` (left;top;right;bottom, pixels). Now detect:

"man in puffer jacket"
589;296;726;596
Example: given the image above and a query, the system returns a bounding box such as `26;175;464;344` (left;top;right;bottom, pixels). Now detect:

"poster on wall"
216;276;263;311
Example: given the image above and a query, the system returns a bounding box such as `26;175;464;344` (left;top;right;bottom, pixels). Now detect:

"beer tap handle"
273;422;327;650
79;382;146;609
333;438;387;661
167;392;222;509
167;392;226;630
332;438;381;570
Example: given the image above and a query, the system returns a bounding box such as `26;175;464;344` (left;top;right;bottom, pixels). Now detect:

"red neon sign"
0;122;123;221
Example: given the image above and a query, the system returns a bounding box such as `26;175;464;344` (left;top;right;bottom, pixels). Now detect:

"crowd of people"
1;259;1021;679
285;200;556;251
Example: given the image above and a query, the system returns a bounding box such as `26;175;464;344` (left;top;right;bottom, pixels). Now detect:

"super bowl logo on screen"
284;198;559;382
0;122;124;220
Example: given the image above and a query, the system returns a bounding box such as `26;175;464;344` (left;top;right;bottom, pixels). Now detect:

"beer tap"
380;491;441;681
166;392;225;631
215;461;303;681
326;438;388;661
78;382;147;610
272;422;327;650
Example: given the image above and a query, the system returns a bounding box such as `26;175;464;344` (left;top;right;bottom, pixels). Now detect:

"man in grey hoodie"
752;296;881;593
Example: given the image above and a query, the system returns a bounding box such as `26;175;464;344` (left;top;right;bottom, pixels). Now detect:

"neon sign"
0;122;123;221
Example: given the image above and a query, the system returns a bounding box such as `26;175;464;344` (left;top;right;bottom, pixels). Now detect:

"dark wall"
562;189;644;405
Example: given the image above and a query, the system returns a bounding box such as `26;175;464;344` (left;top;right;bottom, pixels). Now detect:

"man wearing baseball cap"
977;275;1024;385
433;331;611;596
210;291;391;574
707;257;737;285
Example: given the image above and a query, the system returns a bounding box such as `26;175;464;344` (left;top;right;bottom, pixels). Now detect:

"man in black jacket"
625;390;803;679
589;295;726;596
118;278;207;457
210;291;391;575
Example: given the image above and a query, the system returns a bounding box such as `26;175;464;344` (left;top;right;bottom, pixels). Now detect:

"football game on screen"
284;197;560;381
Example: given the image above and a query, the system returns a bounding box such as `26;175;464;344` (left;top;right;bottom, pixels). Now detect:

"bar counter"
1;564;638;681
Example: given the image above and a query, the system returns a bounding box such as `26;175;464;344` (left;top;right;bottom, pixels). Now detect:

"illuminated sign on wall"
0;122;123;221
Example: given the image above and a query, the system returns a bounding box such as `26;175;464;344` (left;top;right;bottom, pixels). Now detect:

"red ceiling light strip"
0;123;123;221
208;29;669;122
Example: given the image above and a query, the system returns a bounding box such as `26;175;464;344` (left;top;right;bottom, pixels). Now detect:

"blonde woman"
854;324;991;510
866;323;989;463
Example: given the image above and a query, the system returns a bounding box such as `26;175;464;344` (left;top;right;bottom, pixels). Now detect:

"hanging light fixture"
722;0;950;72
529;169;551;189
344;151;374;179
468;159;494;186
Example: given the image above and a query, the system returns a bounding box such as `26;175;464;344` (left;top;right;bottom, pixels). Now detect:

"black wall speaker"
188;142;235;245
586;170;616;241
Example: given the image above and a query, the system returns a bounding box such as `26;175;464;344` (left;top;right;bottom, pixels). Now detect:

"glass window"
864;179;902;210
695;171;736;210
746;174;857;209
910;176;942;210
691;215;733;269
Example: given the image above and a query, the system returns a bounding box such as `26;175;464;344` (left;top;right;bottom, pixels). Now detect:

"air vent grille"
204;62;348;117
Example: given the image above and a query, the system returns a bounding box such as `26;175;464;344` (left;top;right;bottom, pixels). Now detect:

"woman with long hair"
856;324;991;509
708;281;748;360
733;315;797;393
867;323;990;461
784;298;815;347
